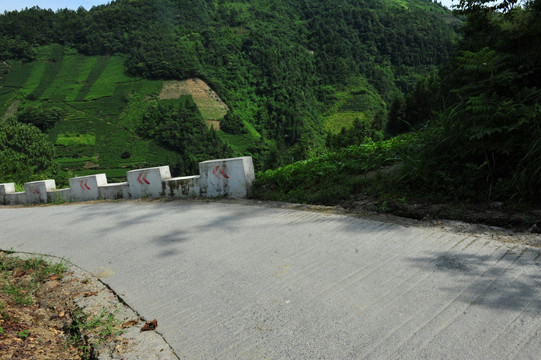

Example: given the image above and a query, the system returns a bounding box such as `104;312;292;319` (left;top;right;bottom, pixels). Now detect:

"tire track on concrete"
421;248;538;359
350;234;498;359
366;244;512;359
213;231;465;359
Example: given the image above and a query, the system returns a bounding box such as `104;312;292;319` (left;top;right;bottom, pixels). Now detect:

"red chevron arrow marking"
212;166;230;179
32;189;40;195
220;168;230;179
80;180;91;190
137;172;150;185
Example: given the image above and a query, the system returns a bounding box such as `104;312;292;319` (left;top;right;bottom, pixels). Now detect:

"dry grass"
159;78;229;121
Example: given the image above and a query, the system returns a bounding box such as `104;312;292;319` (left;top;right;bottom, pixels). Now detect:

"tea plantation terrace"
0;157;255;205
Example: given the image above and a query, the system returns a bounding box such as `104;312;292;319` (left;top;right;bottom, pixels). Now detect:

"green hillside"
0;0;459;183
1;0;538;227
256;0;541;217
0;44;236;184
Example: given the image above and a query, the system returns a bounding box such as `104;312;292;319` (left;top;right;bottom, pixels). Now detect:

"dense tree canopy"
137;96;233;174
396;0;540;201
0;119;57;183
0;0;457;159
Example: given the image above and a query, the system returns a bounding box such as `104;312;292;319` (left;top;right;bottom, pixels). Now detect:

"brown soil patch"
83;161;99;170
206;120;221;131
159;78;229;121
0;254;85;359
343;195;541;237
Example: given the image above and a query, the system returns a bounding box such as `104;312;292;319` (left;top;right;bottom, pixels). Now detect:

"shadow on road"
151;230;190;257
408;249;541;312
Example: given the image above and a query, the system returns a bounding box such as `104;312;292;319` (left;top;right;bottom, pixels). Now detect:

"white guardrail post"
69;174;107;202
0;183;15;205
126;166;172;199
199;156;255;198
24;180;56;204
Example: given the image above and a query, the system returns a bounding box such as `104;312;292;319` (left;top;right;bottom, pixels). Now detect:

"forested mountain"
0;0;458;184
389;0;541;201
256;0;540;215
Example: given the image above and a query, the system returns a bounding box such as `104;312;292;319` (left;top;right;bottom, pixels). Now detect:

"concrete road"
1;200;540;359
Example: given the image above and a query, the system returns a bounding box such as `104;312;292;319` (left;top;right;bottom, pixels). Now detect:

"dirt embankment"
159;78;228;129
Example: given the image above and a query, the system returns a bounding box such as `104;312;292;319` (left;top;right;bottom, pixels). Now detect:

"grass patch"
41;54;88;102
138;80;162;98
85;56;131;100
56;133;96;146
68;308;124;358
2;60;33;90
323;79;385;134
74;55;111;102
63;56;99;102
29;44;64;100
0;253;68;307
118;92;152;129
325;112;367;134
218;132;258;155
17;61;48;97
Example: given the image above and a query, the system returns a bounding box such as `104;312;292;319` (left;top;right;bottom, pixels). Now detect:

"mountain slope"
0;0;459;181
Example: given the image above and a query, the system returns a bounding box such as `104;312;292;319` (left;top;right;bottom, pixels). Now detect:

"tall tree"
0;119;57;184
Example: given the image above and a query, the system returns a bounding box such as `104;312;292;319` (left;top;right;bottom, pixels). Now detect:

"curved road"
1;200;540;359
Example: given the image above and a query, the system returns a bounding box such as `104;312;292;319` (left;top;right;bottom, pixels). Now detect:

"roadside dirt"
0;254;85;359
0;252;178;360
344;194;541;234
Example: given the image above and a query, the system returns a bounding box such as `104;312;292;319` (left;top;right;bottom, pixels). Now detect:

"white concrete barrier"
99;182;129;200
24;180;56;204
47;188;72;203
164;176;200;198
69;174;107;202
127;166;171;199
5;192;26;205
0;183;15;205
199;157;255;198
1;156;255;206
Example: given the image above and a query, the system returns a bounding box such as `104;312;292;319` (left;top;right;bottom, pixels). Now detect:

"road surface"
1;200;540;359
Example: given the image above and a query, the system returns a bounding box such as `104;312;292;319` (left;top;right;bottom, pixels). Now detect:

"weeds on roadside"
17;329;30;339
51;193;67;205
0;253;68;307
68;308;125;359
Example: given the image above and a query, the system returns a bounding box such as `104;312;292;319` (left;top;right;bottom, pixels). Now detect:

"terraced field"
323;77;386;134
0;45;235;184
